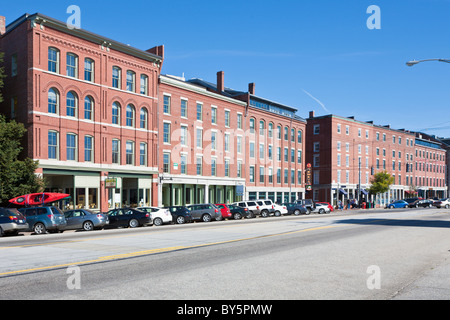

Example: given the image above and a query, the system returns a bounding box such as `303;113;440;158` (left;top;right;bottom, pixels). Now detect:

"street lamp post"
406;58;450;67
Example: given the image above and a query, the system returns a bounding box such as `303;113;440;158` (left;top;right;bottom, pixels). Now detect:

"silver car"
63;209;109;231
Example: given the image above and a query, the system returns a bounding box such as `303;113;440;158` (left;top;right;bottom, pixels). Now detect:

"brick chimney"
217;71;224;93
0;16;6;36
248;83;255;95
309;111;315;118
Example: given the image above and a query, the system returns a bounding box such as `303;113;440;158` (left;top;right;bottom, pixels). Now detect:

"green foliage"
368;171;394;195
0;115;45;205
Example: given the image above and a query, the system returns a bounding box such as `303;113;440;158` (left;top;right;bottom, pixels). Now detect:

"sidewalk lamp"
406;58;450;67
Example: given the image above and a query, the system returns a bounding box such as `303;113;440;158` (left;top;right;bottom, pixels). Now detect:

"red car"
215;204;232;219
317;202;334;212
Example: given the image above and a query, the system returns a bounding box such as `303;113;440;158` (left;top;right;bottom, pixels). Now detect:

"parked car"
186;203;222;222
403;198;422;207
0;207;28;236
317;202;334;212
232;201;261;218
18;206;67;234
311;203;331;214
137;207;173;226
63;209;109;231
386;200;409;209
215;204;232;219
408;199;434;208
434;198;450;209
295;199;316;214
273;203;288;216
164;206;193;224
226;204;252;220
255;199;276;217
282;203;308;215
105;208;152;228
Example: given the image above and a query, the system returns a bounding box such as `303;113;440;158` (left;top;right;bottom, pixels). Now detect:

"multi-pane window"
259;121;265;136
211;132;217;150
163;153;170;173
196;128;203;148
48;47;59;73
196;103;203;121
249;166;255;183
112;66;121;89
66;133;77;161
112;139;120;164
163;123;171;144
126;105;135;127
48;88;59;114
140;143;147;166
84;96;93;120
225;159;230;177
66;91;77;117
181;126;188;146
196;157;202;175
126;141;134;165
211;158;217;176
211;107;217;124
84;136;93;162
84;58;94;82
48;131;58;160
180;155;187;174
249;119;255;133
140;74;148;95
181;99;187;118
163;95;171;114
225;110;230;127
237;114;242;129
112;102;120;125
126;71;135;92
66;53;78;78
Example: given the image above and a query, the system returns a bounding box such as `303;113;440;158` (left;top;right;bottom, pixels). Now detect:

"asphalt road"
0;207;449;300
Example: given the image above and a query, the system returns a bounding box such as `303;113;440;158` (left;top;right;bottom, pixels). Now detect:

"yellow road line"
0;225;336;277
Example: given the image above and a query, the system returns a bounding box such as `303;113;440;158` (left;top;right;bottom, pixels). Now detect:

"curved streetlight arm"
406;58;450;67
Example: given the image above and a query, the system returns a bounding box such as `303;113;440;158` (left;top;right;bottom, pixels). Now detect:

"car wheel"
306;208;311;215
233;213;242;220
0;227;4;237
261;210;269;218
128;219;139;228
33;223;47;235
319;208;325;214
83;221;94;231
153;217;163;226
294;209;301;216
446;204;449;209
176;216;185;224
202;214;212;222
274;211;281;216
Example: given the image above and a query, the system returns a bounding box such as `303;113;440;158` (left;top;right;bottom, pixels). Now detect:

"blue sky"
3;0;450;137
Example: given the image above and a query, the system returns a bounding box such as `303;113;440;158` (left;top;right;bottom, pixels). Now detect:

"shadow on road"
335;218;450;229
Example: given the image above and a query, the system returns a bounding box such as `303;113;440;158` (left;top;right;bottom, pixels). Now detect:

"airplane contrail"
302;89;331;113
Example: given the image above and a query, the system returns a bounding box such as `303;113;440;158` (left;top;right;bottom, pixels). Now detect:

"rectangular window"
196;128;203;148
112;139;120;164
140;142;147;166
225;110;230;127
163;153;170;173
180;126;188;146
259;166;264;183
196;103;203;121
163;95;171;114
211;158;217;176
84;136;93;162
163;123;171;144
225;159;230;177
66;53;78;78
11;54;18;77
84;59;94;82
237;161;242;178
66;133;77;161
211;132;217;150
126;71;135;92
181;99;188;118
48;131;58;160
196;157;202;175
237;114;242;129
126;141;134;165
249;166;255;183
48;48;59;73
211;107;217;124
180;154;187;174
112;67;121;89
140;75;148;95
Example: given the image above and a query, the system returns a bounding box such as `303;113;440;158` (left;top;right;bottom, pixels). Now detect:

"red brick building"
305;111;447;207
0;13;163;212
158;72;307;206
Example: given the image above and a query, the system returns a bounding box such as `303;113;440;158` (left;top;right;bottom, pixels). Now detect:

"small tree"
368;171;394;207
0;115;45;205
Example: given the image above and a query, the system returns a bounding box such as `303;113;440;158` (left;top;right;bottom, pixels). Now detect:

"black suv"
164;206;193;224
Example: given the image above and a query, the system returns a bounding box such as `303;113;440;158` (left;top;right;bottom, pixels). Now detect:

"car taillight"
272;205;274;209
47;214;54;219
97;214;103;218
244;208;248;211
256;206;259;209
215;209;218;213
9;216;18;221
145;213;150;218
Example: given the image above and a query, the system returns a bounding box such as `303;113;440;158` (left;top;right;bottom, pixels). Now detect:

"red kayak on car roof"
9;193;70;206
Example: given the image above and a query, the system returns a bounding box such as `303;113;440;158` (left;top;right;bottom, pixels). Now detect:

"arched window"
48;88;59;114
66;91;78;117
112;102;120;125
126;104;135;127
259;120;265;136
140;107;148;129
84;96;94;120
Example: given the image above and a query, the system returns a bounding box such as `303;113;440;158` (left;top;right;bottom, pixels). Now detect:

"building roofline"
4;13;163;64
